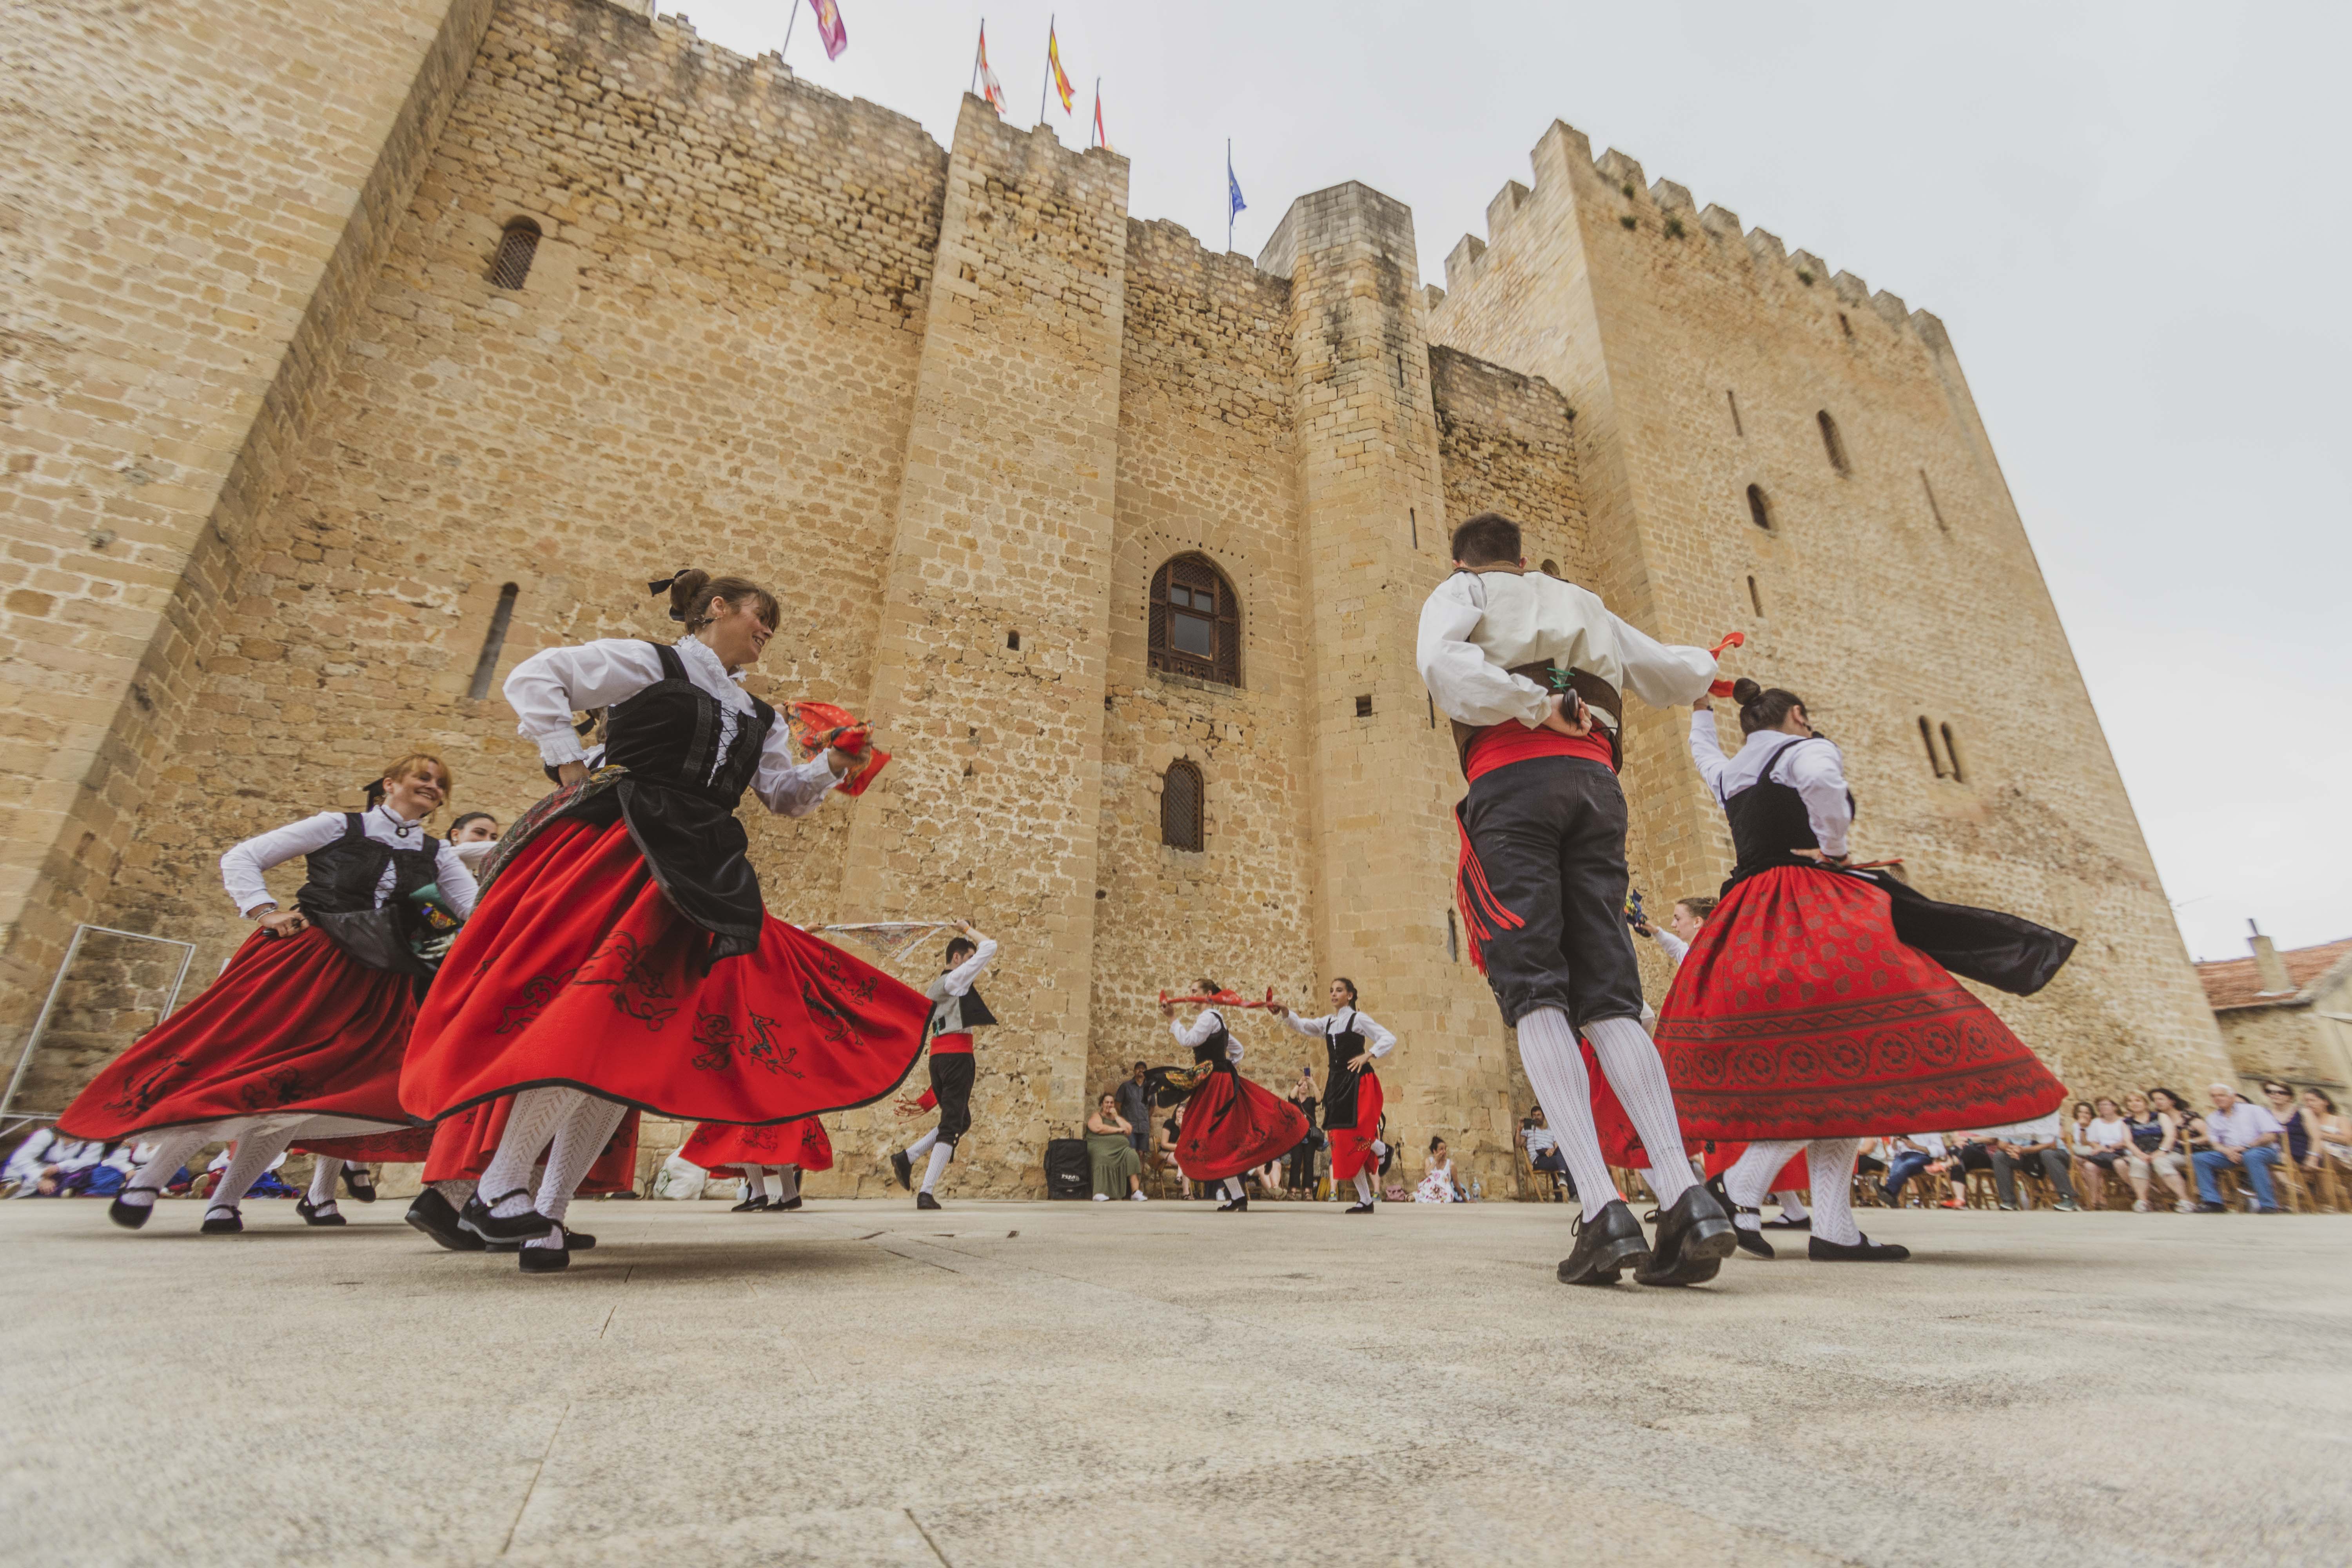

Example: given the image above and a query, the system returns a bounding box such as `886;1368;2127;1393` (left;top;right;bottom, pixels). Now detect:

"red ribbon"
1707;630;1746;697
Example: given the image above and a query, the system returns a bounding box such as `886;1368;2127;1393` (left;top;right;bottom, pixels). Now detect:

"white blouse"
1171;1008;1244;1064
220;808;478;920
1687;709;1851;859
1278;1006;1396;1059
502;635;841;817
1415;569;1719;731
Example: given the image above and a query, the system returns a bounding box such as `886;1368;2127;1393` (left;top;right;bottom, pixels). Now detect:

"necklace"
373;804;417;840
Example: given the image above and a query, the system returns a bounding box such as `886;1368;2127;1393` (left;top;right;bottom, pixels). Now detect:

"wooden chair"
1514;1142;1568;1203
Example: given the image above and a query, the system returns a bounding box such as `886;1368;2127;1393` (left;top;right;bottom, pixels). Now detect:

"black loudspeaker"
1044;1138;1091;1200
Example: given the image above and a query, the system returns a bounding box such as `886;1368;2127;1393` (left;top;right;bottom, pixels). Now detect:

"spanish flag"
1046;20;1074;113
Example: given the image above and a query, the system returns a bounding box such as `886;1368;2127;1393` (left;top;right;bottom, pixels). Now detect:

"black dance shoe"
405;1188;486;1251
488;1223;595;1254
1557;1199;1651;1286
916;1191;941;1210
1344;1201;1376;1215
890;1150;914;1191
1762;1215;1812;1231
296;1198;347;1227
1809;1234;1910;1263
1216;1194;1249;1212
343;1168;377;1203
1634;1186;1736;1287
730;1195;769;1213
200;1208;243;1235
1706;1176;1773;1259
518;1242;571;1274
459;1190;557;1243
108;1191;158;1230
771;1196;803;1211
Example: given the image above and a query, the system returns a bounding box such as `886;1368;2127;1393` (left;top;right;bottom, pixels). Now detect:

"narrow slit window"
489;219;541;290
465;583;519;700
1746;484;1773;532
1006;630;1021;651
1160;760;1205;852
1409;508;1418;550
1726;388;1743;437
1917;716;1947;778
1817;410;1850;475
1354;694;1373;718
1837;312;1853;338
1426;694;1436;730
1746;575;1763;616
1919;470;1948;531
1446;908;1459;963
1940;723;1966;783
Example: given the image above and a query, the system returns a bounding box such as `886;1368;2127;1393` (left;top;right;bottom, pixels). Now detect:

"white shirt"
1524;1124;1558;1154
2205;1101;2283;1151
1687;710;1852;859
1896;1132;1948;1156
1649;928;1691;969
1171;1008;1244;1064
503;636;842;817
927;938;999;1034
1415;569;1719;733
2085;1117;2131;1150
219;808;478;921
1279;1005;1396;1059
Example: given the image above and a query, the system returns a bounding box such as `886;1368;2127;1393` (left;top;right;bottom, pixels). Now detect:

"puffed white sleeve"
503;640;666;768
1779;742;1853;858
1281;1010;1329;1039
1416;575;1551;728
1651;929;1691;968
1687;709;1731;798
751;726;846;817
1608;611;1722;709
1355;1011;1398;1059
431;841;480;919
1172;1009;1222;1048
940;938;997;997
219;811;348;917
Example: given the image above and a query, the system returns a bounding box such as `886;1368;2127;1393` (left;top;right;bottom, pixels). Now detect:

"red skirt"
679;1117;835;1173
1652;866;2064;1140
57;925;420;1142
1327;1071;1385;1181
420;1098;643;1198
1176;1069;1308;1181
294;1125;437;1164
399;817;929;1125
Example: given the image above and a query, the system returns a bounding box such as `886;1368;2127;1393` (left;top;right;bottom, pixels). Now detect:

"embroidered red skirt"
1327;1071;1385;1181
680;1117;835;1173
399;817;929;1125
421;1098;642;1198
57;926;420;1143
294;1125;437;1164
1176;1069;1308;1182
1648;866;2063;1141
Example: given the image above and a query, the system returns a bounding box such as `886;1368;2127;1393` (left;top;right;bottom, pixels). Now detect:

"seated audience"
2300;1088;2350;1172
1522;1106;1572;1200
2193;1082;2284;1212
2122;1090;2196;1212
1414;1137;1459;1203
1880;1131;1945;1207
1085;1091;1146;1202
2263;1082;2313;1174
1987;1112;2080;1210
2073;1098;2133;1209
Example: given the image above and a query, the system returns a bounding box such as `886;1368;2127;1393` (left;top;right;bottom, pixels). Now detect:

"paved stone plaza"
2;1197;2344;1566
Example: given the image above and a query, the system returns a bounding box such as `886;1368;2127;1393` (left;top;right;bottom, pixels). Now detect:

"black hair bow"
647;572;693;621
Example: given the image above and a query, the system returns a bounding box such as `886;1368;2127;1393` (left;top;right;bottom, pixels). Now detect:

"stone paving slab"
2;1197;2345;1566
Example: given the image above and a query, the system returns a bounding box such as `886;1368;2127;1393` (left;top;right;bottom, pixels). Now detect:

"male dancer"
890;922;998;1210
1418;511;1734;1287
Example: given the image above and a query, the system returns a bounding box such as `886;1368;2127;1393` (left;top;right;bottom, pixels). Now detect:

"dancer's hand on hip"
254;907;305;937
1539;692;1592;737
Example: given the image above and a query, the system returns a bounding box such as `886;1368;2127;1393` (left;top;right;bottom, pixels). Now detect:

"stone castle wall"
5;0;2229;1193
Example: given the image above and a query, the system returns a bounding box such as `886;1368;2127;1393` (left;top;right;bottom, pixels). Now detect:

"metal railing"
0;924;199;1126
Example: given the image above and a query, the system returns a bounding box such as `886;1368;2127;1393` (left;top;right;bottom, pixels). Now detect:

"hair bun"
664;567;710;624
1731;677;1763;705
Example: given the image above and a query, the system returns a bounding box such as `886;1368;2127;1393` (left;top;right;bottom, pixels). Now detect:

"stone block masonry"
2;0;2232;1189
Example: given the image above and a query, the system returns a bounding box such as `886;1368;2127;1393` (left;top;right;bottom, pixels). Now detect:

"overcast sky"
670;0;2349;962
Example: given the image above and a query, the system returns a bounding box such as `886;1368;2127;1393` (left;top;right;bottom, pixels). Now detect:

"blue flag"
1227;145;1246;220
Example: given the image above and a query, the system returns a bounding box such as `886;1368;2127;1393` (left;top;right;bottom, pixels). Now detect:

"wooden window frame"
1160;759;1205;853
1148;555;1241;686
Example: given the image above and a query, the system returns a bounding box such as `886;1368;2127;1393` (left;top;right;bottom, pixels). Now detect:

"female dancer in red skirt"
681;1116;833;1212
398;570;929;1272
1161;982;1308;1212
57;754;475;1234
1653;680;2072;1261
1272;978;1396;1214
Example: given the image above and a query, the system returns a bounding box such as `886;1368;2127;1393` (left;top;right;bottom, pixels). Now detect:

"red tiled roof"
2196;936;2352;1011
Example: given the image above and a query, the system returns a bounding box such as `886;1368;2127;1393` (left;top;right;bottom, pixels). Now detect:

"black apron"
295;812;445;976
1321;1011;1370;1131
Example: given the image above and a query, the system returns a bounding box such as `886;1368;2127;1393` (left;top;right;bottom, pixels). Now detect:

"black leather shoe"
296;1198;347;1227
1557;1199;1650;1285
771;1196;803;1211
891;1151;914;1191
459;1190;557;1243
1344;1201;1376;1215
489;1223;595;1254
109;1191;158;1230
200;1208;243;1235
916;1191;941;1210
343;1168;378;1203
730;1195;768;1212
1762;1215;1812;1230
1706;1176;1773;1259
1635;1185;1736;1286
1809;1233;1910;1262
1216;1194;1249;1212
405;1188;486;1251
518;1242;571;1273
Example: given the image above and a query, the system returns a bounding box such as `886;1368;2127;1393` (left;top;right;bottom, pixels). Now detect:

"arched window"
1817;410;1850;475
1160;760;1204;852
1149;554;1240;686
489;219;541;290
1746;484;1773;532
465;583;519;700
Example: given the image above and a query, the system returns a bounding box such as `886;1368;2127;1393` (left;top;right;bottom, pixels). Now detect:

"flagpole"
971;19;982;95
1227;138;1234;252
782;0;799;60
1091;77;1100;147
1039;15;1053;126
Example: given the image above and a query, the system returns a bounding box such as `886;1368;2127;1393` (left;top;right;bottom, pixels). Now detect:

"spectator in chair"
2122;1091;2195;1212
1879;1132;1945;1207
2193;1083;2284;1213
2263;1082;2314;1172
1987;1111;2079;1210
1085;1092;1146;1203
1523;1105;1573;1200
2299;1088;2350;1172
2073;1099;2133;1209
